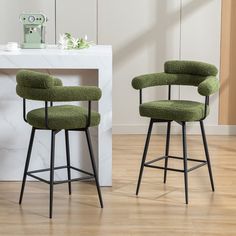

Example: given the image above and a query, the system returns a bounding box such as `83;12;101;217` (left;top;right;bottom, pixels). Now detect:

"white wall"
98;0;222;134
0;0;223;134
56;0;97;42
180;0;221;126
0;0;55;44
100;0;222;134
98;0;181;134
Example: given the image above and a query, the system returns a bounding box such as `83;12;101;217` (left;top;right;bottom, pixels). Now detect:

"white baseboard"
112;124;236;135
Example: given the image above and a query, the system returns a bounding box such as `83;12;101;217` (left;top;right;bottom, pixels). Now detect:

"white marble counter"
0;45;111;68
0;45;112;186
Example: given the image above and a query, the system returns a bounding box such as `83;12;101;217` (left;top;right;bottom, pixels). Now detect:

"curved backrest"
16;70;62;89
165;60;218;76
16;70;62;93
132;60;219;94
16;70;102;101
16;70;63;100
164;60;218;86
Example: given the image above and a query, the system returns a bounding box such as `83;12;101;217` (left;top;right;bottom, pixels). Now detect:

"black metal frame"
136;85;214;204
19;99;103;218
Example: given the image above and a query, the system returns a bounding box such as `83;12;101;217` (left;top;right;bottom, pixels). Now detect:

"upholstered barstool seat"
27;105;100;130
140;100;209;122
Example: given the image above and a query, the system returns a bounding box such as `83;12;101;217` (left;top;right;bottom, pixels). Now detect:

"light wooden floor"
0;134;236;235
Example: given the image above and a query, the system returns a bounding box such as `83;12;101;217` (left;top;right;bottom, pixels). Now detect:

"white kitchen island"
0;45;112;186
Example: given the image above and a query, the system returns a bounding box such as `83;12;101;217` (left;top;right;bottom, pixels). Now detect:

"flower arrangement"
58;33;92;50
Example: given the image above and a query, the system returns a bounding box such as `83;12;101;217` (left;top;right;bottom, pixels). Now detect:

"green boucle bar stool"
16;70;103;218
132;60;220;204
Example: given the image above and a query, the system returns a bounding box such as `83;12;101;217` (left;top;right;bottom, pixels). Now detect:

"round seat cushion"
140;100;209;122
27;105;100;130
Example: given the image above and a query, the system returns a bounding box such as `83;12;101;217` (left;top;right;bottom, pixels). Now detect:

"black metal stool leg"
164;121;171;183
182;122;188;204
200;120;215;191
49;130;56;218
136;119;154;195
65;130;72;195
19;127;36;204
85;129;103;208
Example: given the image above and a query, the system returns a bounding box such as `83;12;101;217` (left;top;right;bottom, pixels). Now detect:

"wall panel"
180;0;221;126
98;0;181;132
56;0;97;42
0;0;55;44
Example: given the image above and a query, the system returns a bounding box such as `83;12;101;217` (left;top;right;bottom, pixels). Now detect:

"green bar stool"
16;70;103;218
132;60;220;204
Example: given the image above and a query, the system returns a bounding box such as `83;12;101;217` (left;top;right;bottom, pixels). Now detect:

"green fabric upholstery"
132;61;219;96
132;72;211;90
27;105;100;129
16;70;62;88
54;78;63;87
16;70;102;129
140;100;209;122
16;85;102;101
16;70;101;101
164;60;218;77
198;76;220;96
132;60;219;122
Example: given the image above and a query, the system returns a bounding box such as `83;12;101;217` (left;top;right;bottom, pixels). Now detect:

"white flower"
71;37;78;48
58;34;68;49
58;32;92;50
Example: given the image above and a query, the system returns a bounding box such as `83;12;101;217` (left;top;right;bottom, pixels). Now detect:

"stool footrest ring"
144;155;207;173
27;165;95;185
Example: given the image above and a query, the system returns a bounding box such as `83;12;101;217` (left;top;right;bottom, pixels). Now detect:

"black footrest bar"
27;173;50;184
70;166;94;176
27;173;94;185
145;156;166;165
28;165;68;174
168;155;207;163
27;165;94;177
145;155;207;166
53;176;94;185
144;164;184;173
27;165;95;185
144;160;207;173
187;162;207;172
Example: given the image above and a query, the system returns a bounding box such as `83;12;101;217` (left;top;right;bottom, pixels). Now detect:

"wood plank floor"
0;134;236;235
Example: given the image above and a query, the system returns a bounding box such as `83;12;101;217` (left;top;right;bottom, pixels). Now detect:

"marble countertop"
0;44;112;69
0;44;112;55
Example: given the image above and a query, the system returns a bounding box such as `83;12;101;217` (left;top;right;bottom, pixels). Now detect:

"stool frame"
136;85;215;204
19;99;103;218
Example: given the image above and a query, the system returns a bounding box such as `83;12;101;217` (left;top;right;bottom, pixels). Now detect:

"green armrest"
16;85;102;101
132;73;171;90
16;70;63;88
198;76;220;96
